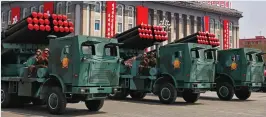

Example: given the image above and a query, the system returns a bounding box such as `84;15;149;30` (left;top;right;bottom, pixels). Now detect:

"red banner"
204;16;209;32
11;7;20;24
223;20;229;50
44;2;54;15
136;6;148;25
105;1;116;38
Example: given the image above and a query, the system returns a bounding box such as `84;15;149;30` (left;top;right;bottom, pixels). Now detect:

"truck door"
227;52;242;82
172;50;184;80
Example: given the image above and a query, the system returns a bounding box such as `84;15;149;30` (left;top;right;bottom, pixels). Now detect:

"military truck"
1;13;120;115
213;48;265;100
109;25;216;104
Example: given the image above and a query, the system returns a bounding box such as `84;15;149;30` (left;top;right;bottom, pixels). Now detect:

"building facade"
239;36;266;61
1;1;242;49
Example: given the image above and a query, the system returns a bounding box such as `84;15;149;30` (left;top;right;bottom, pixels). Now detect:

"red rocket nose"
52;14;57;20
57;15;63;20
33;18;39;24
68;22;74;27
43;13;49;19
69;27;74;32
58;20;63;26
53;20;58;26
32;12;38;18
28;24;34;30
59;26;64;32
64;27;69;32
38;12;43;19
34;24;39;31
27;17;33;24
62;15;68;21
44;19;50;25
40;25;45;31
63;21;68;27
39;19;44;25
45;25;51;31
54;26;59;32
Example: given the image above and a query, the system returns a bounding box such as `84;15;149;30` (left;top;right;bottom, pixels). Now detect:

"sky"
231;1;266;39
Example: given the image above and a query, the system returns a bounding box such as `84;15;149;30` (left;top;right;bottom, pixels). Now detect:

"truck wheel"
108;88;128;100
182;90;200;103
217;82;234;101
262;87;266;92
235;87;251;100
46;87;67;115
129;91;146;99
85;100;104;111
1;83;12;108
32;98;46;106
158;83;177;104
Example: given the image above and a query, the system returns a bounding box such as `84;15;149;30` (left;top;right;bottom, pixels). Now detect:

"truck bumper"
241;82;263;88
71;87;114;100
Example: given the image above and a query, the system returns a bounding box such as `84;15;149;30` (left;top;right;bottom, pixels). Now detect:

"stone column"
170;13;175;42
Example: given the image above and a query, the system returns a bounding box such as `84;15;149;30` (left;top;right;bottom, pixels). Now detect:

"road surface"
1;92;266;117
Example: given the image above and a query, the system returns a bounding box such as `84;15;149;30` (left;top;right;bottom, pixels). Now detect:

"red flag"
136;6;148;25
105;1;116;38
44;2;54;15
11;7;20;24
203;16;210;32
223;20;229;50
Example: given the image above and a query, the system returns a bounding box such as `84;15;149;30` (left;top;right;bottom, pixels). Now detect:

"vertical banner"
105;1;116;38
223;20;229;50
136;6;148;25
202;16;209;32
11;7;20;24
44;2;54;16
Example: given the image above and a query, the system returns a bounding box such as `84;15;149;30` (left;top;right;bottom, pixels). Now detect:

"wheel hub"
161;88;171;100
219;86;229;97
48;93;58;109
1;89;5;103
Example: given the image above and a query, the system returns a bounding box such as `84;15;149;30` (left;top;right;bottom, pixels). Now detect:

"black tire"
262;87;266;92
85;100;104;111
108;88;128;100
32;98;46;106
158;83;177;104
46;87;67;115
1;83;12;108
235;87;251;100
182;90;200;103
129;91;146;99
216;82;234;101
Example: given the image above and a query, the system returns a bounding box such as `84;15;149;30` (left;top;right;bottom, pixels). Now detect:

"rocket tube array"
1;12;75;44
116;24;168;49
171;31;220;47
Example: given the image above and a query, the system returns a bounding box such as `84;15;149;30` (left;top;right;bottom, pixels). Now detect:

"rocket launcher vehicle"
170;31;220;47
1;12;74;44
115;24;168;50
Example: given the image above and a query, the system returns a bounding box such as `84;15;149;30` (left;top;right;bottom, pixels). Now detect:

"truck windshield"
256;54;264;62
104;45;117;57
82;45;95;55
191;50;200;59
246;54;255;62
204;51;213;60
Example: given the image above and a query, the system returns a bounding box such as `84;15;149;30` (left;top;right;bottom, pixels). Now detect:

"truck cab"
1;35;120;114
215;48;265;100
157;43;216;93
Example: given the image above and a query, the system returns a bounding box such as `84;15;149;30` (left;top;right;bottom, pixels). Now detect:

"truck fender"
39;74;66;99
153;73;177;88
215;73;235;86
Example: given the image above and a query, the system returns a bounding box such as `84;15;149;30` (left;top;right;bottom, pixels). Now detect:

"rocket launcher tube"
115;25;141;38
117;29;141;42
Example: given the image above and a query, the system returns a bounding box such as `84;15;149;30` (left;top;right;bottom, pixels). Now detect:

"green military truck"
1;13;120;115
213;48;265;100
109;26;216;104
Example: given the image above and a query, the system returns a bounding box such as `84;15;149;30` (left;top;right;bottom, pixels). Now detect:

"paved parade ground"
1;92;266;117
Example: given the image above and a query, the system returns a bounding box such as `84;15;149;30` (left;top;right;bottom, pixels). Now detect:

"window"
94;20;100;31
191;50;199;59
1;12;5;22
66;1;72;15
256;54;263;62
118;23;122;33
104;45;117;56
82;45;95;55
30;7;37;13
210;19;215;29
8;10;11;25
22;8;28;18
246;54;253;61
94;2;101;13
117;5;123;16
217;34;221;40
128;6;134;17
229;22;233;31
56;2;63;14
39;5;44;13
215;20;220;29
128;24;133;30
205;51;213;59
